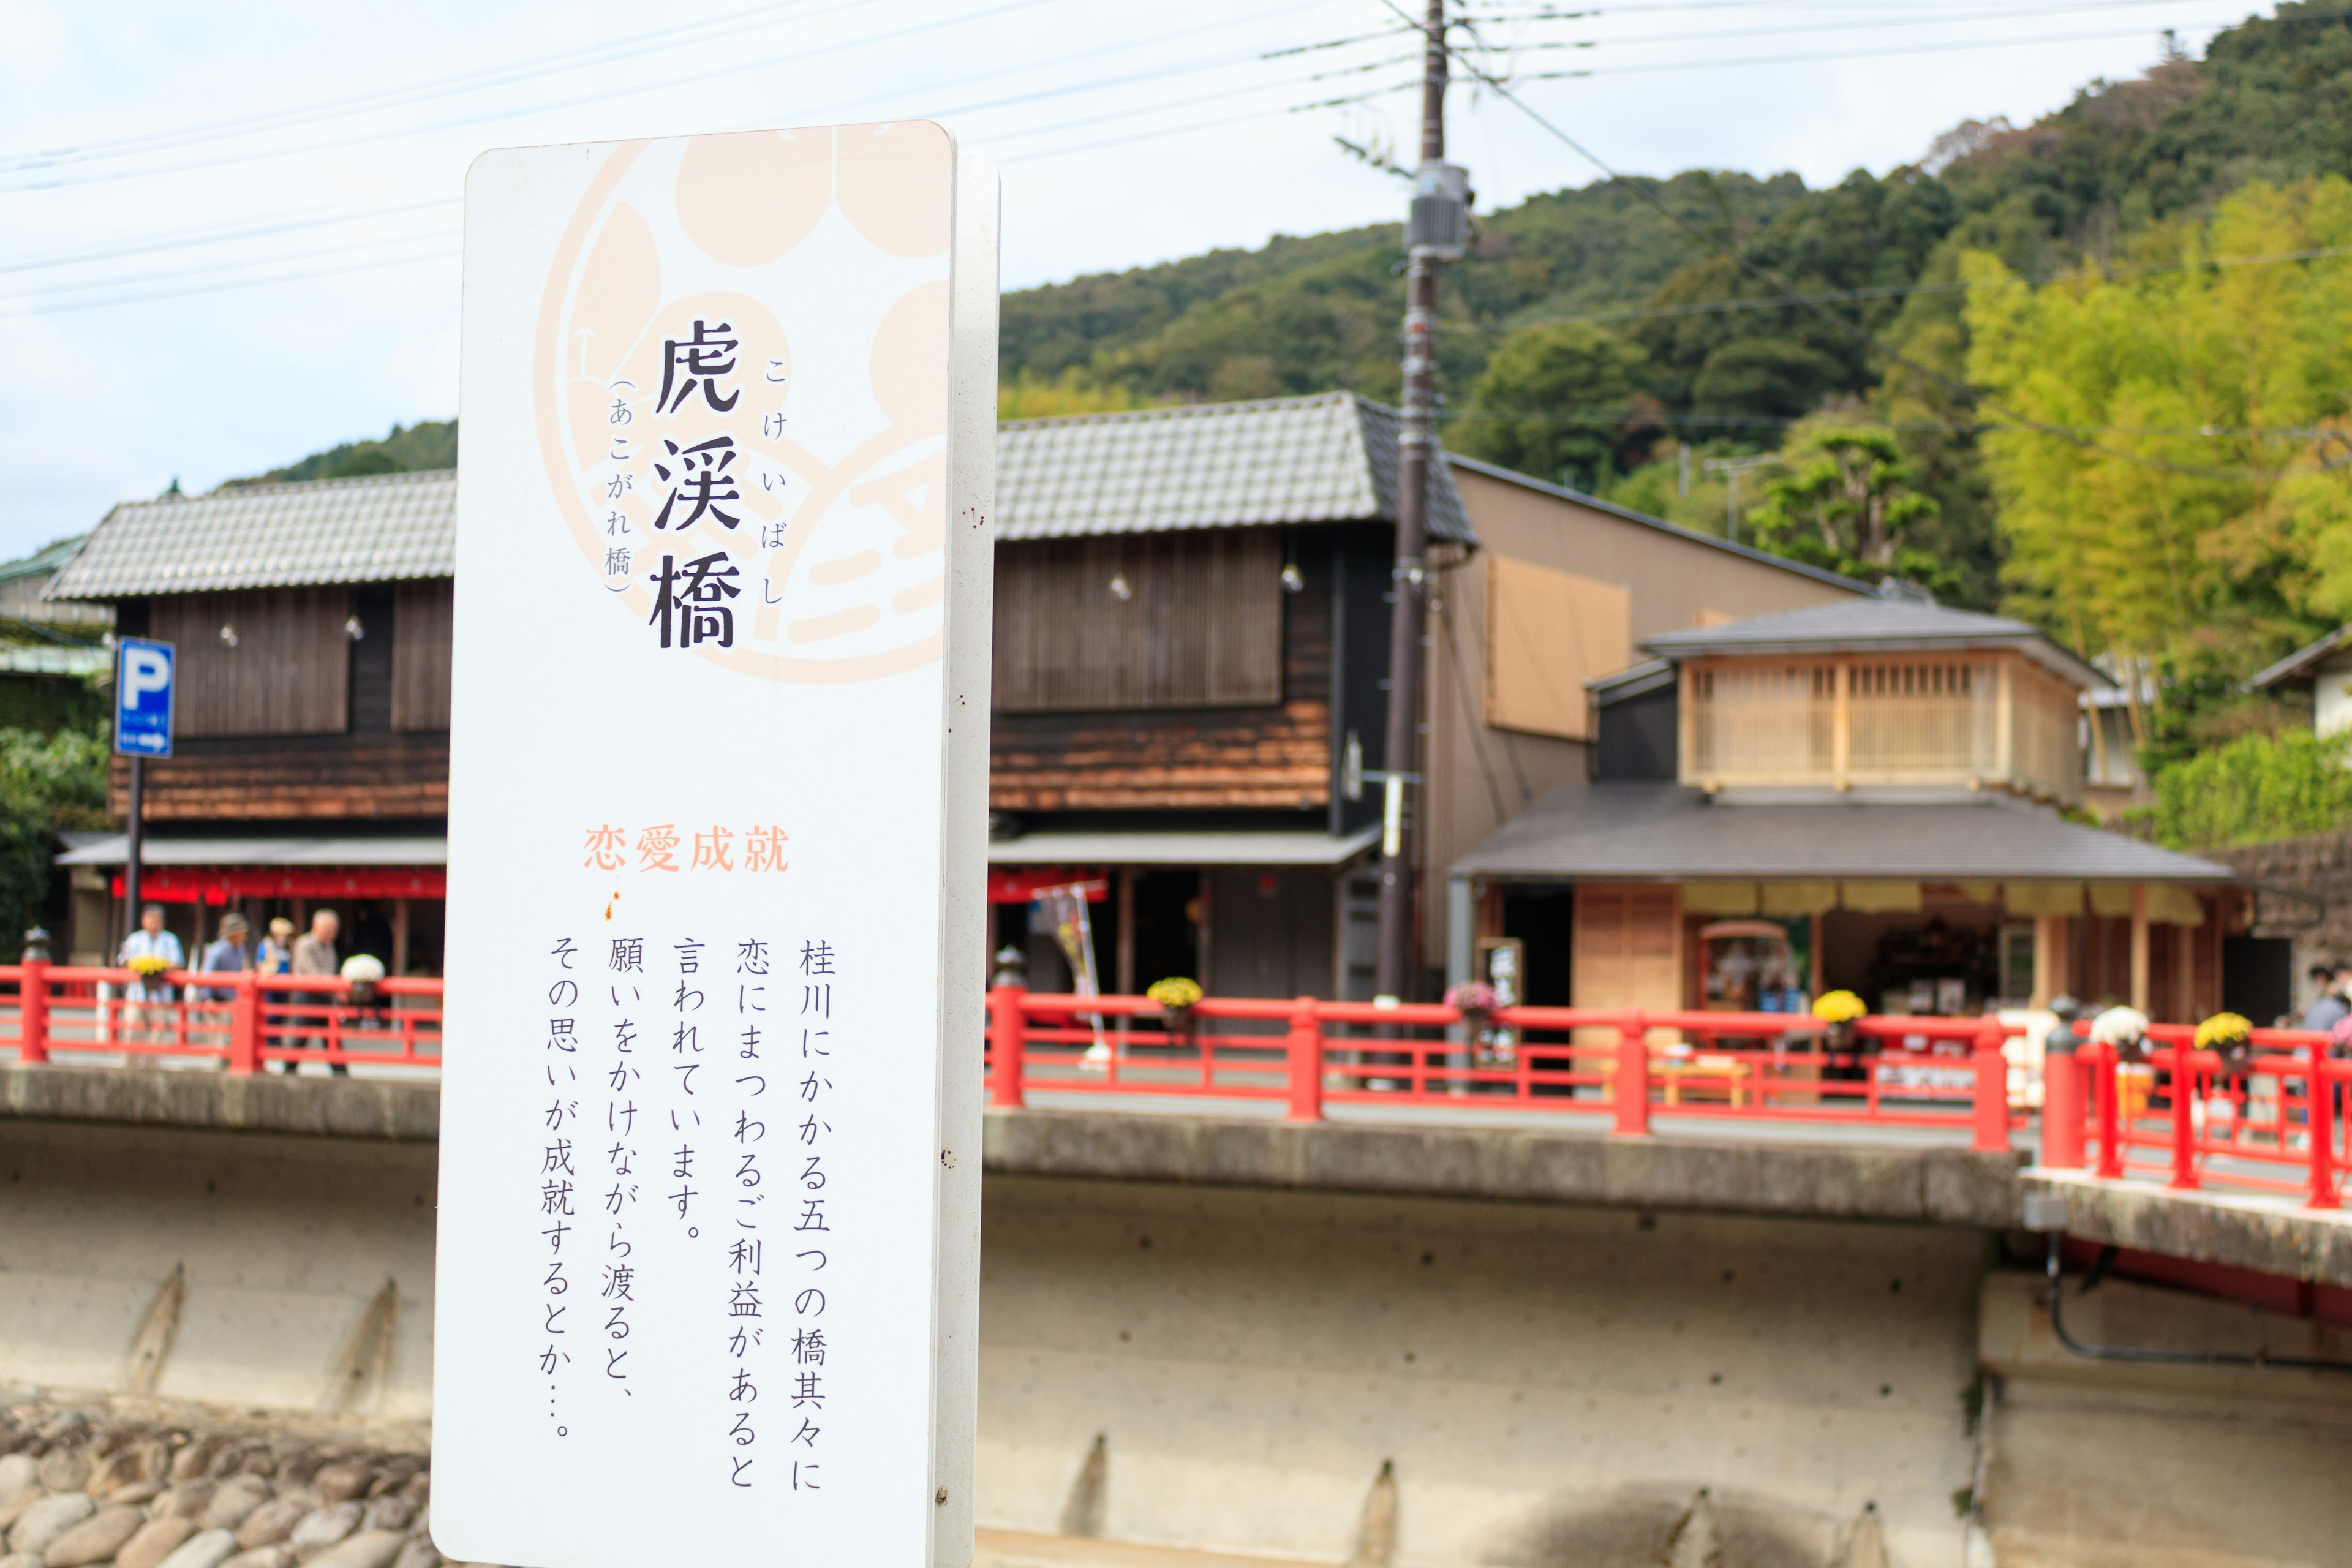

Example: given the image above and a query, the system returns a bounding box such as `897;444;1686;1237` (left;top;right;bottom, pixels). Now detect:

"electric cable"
1378;0;2334;481
0;0;871;174
0;0;1063;196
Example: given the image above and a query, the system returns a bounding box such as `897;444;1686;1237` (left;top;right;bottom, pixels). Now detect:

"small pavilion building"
1446;596;2244;1025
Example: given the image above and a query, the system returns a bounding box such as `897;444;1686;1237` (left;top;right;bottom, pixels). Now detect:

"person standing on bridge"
117;903;183;1043
198;913;252;1055
289;908;348;1077
2299;965;2346;1033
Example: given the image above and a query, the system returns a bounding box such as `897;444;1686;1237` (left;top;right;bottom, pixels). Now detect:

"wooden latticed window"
1689;662;1836;779
1845;659;1996;777
1684;651;2081;801
993;530;1283;712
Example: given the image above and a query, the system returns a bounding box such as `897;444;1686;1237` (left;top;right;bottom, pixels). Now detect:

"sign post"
113;638;176;929
434;123;996;1568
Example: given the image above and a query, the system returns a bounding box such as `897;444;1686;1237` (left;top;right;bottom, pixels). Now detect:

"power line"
0;195;457;276
1386;0;2329;482
0;0;1063;197
0;227;462;306
0;247;458;322
0;0;870;174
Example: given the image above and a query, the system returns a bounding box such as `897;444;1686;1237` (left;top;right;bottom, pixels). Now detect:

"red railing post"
1612;1009;1649;1137
1285;996;1323;1122
18;957;47;1065
987;984;1027;1109
1971;1014;2010;1153
2038;1022;2083;1169
2169;1032;2199;1190
2309;1046;2339;1210
2092;1042;2124;1178
228;971;260;1076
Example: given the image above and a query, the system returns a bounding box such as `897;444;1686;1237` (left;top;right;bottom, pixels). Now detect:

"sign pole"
112;636;174;937
124;754;143;926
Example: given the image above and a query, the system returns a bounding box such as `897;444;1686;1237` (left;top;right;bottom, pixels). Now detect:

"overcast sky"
0;0;2260;557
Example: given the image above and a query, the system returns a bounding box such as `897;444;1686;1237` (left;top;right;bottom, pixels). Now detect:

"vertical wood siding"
993;530;1283;712
391;579;456;731
150;589;349;737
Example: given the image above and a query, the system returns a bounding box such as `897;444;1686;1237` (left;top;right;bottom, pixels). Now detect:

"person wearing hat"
197;913;253;1055
199;913;252;1000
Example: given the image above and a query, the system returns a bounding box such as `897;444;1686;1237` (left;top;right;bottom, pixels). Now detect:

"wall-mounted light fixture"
219;624;239;648
1108;573;1133;602
345;616;365;642
1280;562;1305;594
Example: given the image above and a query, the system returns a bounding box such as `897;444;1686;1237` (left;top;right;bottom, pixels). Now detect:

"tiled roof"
1643;594;2108;690
996;391;1474;543
47;470;457;600
51;393;1473;601
0;535;88;589
1451;782;2237;883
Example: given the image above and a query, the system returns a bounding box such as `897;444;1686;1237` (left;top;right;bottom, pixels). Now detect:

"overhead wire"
0;0;872;175
0;0;1064;196
0;195;458;277
1374;0;2333;481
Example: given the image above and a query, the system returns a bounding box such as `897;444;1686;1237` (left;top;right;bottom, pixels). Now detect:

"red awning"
987;867;1108;905
108;867;448;903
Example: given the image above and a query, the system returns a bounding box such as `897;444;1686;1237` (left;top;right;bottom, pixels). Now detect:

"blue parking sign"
115;638;175;758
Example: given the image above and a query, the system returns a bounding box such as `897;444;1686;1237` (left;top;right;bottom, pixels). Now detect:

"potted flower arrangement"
1811;989;1866;1058
125;953;172;982
1147;976;1204;1041
2195;1011;2255;1078
1444;979;1498;1037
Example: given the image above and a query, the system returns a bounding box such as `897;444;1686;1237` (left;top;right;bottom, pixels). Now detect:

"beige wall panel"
1485;556;1630;741
1450;465;1858;641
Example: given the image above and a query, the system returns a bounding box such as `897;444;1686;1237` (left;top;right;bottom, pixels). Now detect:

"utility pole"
1703;453;1779;546
1372;0;1467;1006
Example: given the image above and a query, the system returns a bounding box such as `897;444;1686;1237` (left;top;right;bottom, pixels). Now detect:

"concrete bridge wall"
6;1090;2352;1567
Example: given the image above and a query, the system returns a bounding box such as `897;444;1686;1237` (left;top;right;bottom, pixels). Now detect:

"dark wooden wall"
150;589;349;737
108;582;454;824
393;581;454;731
108;735;449;822
995;531;1282;711
990;530;1338;813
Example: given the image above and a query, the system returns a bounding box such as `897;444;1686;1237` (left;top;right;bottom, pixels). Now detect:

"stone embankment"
0;1400;456;1568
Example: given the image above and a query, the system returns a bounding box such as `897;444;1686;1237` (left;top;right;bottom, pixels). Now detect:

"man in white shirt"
117;903;185;1042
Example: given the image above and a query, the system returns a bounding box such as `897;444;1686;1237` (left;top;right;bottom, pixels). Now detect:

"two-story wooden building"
1447;595;2243;1023
47;470;454;968
46;390;1898;998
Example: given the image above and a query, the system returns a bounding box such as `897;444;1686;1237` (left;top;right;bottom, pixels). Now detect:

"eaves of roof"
1449;780;2237;884
2247;624;2352;691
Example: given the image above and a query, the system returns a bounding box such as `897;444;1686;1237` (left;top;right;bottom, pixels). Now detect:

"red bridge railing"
1;959;442;1073
23;965;2346;1209
984;987;2022;1153
2037;1023;2347;1210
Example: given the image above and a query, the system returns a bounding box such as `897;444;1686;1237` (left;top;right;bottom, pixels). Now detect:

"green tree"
1964;176;2352;737
1444;322;1647;492
0;725;108;946
2146;728;2352;849
1750;423;1945;586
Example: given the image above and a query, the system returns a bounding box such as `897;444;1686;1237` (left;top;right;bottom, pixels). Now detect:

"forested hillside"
243;4;2352;842
1005;2;2352;622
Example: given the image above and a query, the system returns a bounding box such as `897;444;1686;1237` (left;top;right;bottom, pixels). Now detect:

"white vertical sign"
434;123;995;1568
